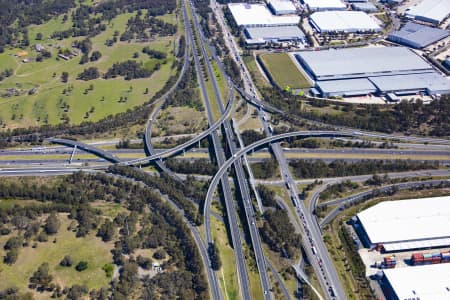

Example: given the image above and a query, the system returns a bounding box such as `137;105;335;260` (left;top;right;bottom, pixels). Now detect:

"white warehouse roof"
302;0;347;11
357;196;450;249
405;0;450;24
268;0;297;14
383;264;450;300
310;11;381;33
295;47;432;80
228;3;300;27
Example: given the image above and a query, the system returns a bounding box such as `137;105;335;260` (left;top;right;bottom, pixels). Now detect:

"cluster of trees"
163;60;204;111
177;35;186;58
0;287;33;299
52;0;176;42
330;139;396;149
257;185;278;208
51;5;107;40
260;210;301;258
166;158;218;175
0;171;208;299
104;60;153;80
289;138;321;149
222;5;239;36
320;180;360;201
208;242;222;270
338;225;374;298
77;67;100;81
262;86;450;137
35;49;52;62
2;212;61;264
120;13;176;42
223;55;241;85
0;68;14;82
241;129;266;146
0;0;75;49
289;159;440;179
142;46;167;59
251;158;278;179
107;166;205;224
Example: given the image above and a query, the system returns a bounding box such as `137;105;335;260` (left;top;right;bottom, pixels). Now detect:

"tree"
35;32;43;40
75;261;88;272
79;54;89;64
44;212;60;235
4;249;19;264
30;263;53;288
90;50;102;62
4;236;22;250
66;284;89;300
61;72;69;83
77;67;100;81
153;249;166;260
97;219;115;242
208;242;222;270
136;255;152;270
60;255;73;267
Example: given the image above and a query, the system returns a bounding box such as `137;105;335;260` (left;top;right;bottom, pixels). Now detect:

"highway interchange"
0;0;449;299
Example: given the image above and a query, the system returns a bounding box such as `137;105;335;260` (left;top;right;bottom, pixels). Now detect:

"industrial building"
245;26;306;44
302;0;346;11
294;47;450;97
309;11;381;33
388;22;449;49
380;264;450;300
351;2;378;12
354;196;450;252
295;47;432;81
268;0;297;15
444;57;450;70
227;3;300;27
404;0;450;25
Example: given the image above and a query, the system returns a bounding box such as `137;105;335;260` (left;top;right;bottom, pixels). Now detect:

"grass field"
153;106;207;136
211;217;239;300
259;53;312;90
0;7;180;129
242;55;270;88
0;214;113;299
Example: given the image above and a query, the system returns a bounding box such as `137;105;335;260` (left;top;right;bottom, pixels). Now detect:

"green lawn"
211;217;239;300
259;53;312;90
0;214;113;299
0;9;179;129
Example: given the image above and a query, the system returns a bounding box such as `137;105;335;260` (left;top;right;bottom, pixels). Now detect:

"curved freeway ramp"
48;138;121;163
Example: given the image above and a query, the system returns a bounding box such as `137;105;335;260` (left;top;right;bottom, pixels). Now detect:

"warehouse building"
354;196;450;252
227;3;300;27
294;47;450;97
309;11;381;33
352;2;378;12
444;57;450;70
313;78;377;97
380;264;450;300
404;0;450;25
245;26;306;44
268;0;297;15
302;0;347;11
295;47;432;81
388;22;449;49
